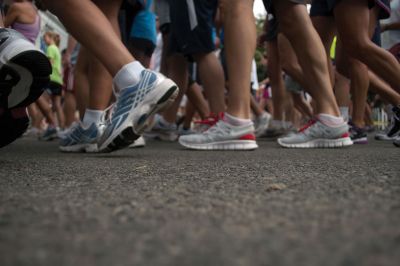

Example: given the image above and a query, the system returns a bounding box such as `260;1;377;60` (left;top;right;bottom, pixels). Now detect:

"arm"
4;4;19;27
381;22;400;32
64;35;77;65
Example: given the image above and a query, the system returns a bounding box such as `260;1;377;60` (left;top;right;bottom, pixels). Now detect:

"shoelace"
299;119;317;133
194;112;222;127
204;120;229;136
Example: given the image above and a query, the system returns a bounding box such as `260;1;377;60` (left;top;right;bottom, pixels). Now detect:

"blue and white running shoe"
98;69;178;152
59;122;104;153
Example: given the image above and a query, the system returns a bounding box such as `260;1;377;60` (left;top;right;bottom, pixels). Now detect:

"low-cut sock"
339;106;349;122
318;113;345;127
224;112;252;127
83;109;105;128
113;61;145;91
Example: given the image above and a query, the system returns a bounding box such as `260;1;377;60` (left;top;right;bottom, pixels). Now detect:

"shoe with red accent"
277;118;353;148
193;112;221;133
178;116;258;150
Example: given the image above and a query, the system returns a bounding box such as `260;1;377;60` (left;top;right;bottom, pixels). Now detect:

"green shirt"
46;44;63;85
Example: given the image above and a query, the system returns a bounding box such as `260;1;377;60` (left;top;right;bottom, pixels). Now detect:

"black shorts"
46;81;62;96
310;0;390;19
262;0;308;15
262;0;307;41
168;0;217;57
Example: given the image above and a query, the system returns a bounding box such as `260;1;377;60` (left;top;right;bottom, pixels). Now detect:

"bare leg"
73;48;90;119
87;0;122;112
334;0;400;93
63;91;77;127
162;54;188;123
274;1;340;116
369;71;400;105
52;95;65;129
193;53;226;114
186;82;210;119
221;0;255;119
267;40;285;121
35;95;58;127
42;0;134;76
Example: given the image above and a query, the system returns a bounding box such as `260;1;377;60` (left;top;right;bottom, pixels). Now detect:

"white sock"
339;106;349;122
83;109;105;128
113;61;145;91
318;113;344;127
224;112;252;127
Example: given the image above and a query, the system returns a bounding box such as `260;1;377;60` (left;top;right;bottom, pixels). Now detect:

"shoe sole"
59;143;98;153
0;108;29;148
179;139;258;151
99;79;178;153
351;136;368;144
277;137;353;148
1;38;51;109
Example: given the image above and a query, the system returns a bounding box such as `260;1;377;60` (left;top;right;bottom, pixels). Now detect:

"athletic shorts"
62;65;74;93
46;81;63;96
262;0;308;41
310;0;390;19
168;0;217;57
262;0;308;15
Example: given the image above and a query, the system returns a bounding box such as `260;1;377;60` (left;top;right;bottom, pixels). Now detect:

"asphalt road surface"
0;137;399;266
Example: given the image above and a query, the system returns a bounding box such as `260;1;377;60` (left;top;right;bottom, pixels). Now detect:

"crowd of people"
1;0;400;152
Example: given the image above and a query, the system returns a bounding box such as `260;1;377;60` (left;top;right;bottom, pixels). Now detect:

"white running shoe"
129;136;146;148
277;118;353;148
98;70;178;152
59;122;105;153
179;119;258;150
254;111;271;137
144;114;178;141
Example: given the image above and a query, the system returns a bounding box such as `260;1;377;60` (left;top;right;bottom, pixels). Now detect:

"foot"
98;70;178;152
375;106;400;141
350;125;368;144
144;114;178;141
39;126;59;141
277;118;353;148
254;111;271;137
179;115;258;151
59;122;104;153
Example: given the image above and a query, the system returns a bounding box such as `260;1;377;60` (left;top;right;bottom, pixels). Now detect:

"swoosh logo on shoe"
7;63;33;108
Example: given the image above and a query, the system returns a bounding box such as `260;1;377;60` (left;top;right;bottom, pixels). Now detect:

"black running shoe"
375;105;400;141
0;28;51;110
0;107;29;148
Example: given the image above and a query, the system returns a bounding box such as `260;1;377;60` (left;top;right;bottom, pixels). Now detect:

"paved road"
0;137;399;266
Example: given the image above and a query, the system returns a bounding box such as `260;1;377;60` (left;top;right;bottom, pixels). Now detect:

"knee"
342;37;371;59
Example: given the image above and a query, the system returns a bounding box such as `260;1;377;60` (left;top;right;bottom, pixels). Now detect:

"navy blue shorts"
168;0;217;57
310;0;390;19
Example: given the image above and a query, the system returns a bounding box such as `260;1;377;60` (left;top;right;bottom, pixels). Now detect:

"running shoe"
129;136;146;148
193;113;220;133
179;116;258;150
0;28;51;109
98;70;178;152
277;118;353;148
39;126;58;141
0;107;29;148
374;106;400;141
254;111;271;137
59;122;104;152
350;125;368;144
144;114;178;141
393;135;400;147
